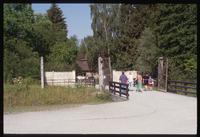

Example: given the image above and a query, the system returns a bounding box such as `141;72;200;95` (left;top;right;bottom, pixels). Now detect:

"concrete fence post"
40;56;44;89
98;56;103;91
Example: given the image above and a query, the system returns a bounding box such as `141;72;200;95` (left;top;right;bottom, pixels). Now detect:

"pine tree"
47;3;68;41
154;4;197;81
112;4;148;70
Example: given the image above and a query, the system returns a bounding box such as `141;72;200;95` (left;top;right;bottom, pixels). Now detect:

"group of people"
119;71;154;92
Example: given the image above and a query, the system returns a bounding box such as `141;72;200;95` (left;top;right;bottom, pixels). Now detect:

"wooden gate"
109;81;129;99
157;57;168;92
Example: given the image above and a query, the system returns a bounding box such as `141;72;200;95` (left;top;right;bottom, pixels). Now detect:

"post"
119;84;121;97
98;56;103;91
114;82;116;94
174;81;177;93
126;84;129;99
40;56;44;89
108;56;112;81
157;58;160;89
165;58;168;92
167;81;170;92
184;83;187;95
158;57;163;90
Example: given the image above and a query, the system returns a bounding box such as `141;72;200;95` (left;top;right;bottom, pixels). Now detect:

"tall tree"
4;4;40;82
45;36;78;71
112;4;148;70
135;27;159;77
31;13;55;57
90;4;151;70
154;4;197;81
47;3;68;42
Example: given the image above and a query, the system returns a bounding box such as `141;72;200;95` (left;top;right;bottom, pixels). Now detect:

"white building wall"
112;70;137;82
45;71;76;86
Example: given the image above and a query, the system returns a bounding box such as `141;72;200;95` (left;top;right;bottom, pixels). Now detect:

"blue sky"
32;4;93;42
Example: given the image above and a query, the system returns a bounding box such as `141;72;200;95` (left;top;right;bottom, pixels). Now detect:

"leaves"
47;3;68;40
154;4;197;80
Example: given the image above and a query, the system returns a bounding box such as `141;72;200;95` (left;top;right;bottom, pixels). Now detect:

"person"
136;71;143;92
119;71;128;84
119;71;128;93
143;74;149;91
133;78;137;87
148;76;154;91
128;72;134;91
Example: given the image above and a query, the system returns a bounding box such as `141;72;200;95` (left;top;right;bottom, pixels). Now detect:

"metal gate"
157;57;168;92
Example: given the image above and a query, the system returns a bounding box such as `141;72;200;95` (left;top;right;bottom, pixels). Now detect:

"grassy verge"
4;84;113;113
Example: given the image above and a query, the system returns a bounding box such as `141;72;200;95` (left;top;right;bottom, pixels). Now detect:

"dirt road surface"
4;91;197;134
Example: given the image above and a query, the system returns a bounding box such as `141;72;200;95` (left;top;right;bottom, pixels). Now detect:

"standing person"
119;71;128;84
119;71;128;93
148;76;154;91
143;74;149;91
133;78;136;87
128;72;134;91
136;71;143;92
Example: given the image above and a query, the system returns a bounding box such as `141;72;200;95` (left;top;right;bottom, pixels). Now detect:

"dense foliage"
85;4;197;81
154;4;197;81
4;4;40;82
4;4;78;83
3;4;197;83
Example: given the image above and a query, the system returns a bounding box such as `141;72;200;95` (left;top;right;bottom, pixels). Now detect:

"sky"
32;4;93;42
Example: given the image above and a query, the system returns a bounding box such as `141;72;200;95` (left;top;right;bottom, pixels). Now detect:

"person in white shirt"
127;72;133;91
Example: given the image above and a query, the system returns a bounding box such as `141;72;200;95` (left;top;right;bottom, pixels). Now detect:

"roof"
76;58;92;72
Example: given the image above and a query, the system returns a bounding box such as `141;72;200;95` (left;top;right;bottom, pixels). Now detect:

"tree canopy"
3;4;197;83
3;4;78;83
88;4;196;81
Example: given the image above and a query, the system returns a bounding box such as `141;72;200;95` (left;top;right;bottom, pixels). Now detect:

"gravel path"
4;90;197;134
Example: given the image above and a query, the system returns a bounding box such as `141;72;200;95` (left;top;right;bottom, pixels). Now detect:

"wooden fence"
109;81;129;99
167;80;196;96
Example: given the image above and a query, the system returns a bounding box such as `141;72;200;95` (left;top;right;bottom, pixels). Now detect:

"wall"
45;71;76;86
112;70;137;82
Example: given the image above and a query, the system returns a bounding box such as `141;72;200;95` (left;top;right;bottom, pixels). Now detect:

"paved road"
4;90;197;134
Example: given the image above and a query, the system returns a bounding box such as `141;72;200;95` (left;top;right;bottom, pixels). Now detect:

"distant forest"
4;4;197;83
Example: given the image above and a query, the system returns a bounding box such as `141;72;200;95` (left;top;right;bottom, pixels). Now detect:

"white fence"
44;70;137;87
45;71;76;86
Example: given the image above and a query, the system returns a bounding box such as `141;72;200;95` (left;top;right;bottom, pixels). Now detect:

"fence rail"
167;80;196;95
45;78;95;87
109;81;129;99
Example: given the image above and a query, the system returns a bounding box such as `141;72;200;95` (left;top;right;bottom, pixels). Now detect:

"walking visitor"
136;71;143;92
148;76;154;91
119;71;128;93
143;73;149;91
